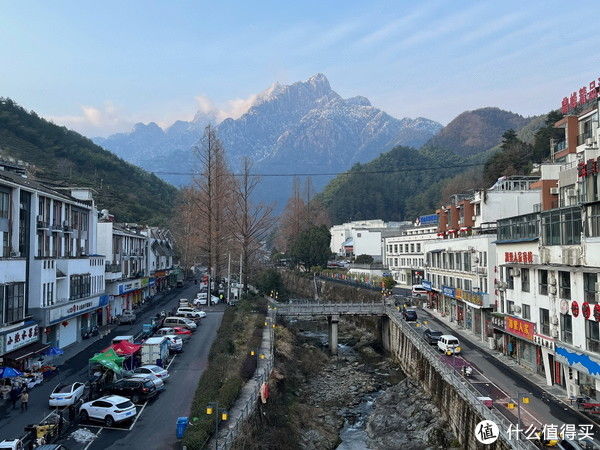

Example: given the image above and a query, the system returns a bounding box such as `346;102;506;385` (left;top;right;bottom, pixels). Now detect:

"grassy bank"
182;296;267;449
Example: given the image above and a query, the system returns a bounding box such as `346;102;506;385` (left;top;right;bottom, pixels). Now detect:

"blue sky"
2;1;599;137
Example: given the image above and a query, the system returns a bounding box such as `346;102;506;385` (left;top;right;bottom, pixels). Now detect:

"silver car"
119;310;136;325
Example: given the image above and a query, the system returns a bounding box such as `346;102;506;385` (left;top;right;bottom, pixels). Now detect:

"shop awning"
90;348;125;374
103;341;142;356
2;341;50;361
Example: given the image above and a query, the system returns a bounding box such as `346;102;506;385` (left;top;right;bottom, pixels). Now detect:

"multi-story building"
422;177;540;340
495;95;600;399
330;220;410;261
97;214;150;322
144;227;176;291
0;161;106;369
382;214;438;289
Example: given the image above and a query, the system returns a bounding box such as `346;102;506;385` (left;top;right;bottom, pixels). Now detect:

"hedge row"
182;299;267;449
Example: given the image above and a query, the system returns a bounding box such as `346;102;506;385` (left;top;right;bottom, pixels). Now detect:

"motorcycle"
461;365;473;378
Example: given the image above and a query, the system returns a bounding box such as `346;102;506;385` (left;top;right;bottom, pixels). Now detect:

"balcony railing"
105;263;121;273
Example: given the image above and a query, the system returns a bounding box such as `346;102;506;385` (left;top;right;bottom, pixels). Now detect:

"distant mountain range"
94;74;442;208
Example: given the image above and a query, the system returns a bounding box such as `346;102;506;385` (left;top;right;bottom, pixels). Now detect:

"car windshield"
431;331;443;336
448;339;459;345
116;400;134;409
54;384;71;393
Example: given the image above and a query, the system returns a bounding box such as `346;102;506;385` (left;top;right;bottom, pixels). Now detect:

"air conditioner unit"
551;315;559;325
471;216;476;221
550;187;559;195
549;285;557;295
514;305;522;314
551;328;559;338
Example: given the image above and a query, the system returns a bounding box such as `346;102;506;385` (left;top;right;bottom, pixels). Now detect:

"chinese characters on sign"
507;423;594;442
5;325;39;353
504;251;533;264
561;77;600;113
578;158;600;178
505;316;535;341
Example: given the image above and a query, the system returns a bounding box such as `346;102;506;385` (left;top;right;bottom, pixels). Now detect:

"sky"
2;1;599;137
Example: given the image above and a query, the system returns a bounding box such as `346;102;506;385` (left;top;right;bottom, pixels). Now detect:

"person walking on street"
9;385;20;409
20;389;29;412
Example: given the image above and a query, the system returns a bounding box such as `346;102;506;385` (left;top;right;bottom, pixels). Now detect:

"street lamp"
206;401;228;449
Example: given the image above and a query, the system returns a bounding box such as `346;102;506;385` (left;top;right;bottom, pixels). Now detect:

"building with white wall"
0;161;107;367
330;220;410;261
382;214;439;289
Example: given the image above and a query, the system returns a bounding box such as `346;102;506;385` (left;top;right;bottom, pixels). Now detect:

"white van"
162;316;197;330
437;335;461;354
412;284;428;298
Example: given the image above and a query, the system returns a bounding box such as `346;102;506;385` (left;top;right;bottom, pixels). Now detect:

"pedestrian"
20;389;29;411
9;385;20;409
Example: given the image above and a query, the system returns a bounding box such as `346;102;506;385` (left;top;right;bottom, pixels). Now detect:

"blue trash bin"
176;417;189;439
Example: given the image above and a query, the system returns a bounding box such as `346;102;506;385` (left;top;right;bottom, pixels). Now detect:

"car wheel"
80;410;89;422
132;394;140;404
105;415;115;427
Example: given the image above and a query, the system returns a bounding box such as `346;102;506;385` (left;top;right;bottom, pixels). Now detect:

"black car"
423;328;443;344
402;309;418;321
104;378;157;403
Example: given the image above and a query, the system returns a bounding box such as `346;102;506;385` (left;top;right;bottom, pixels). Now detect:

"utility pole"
239;253;242;297
227;252;231;304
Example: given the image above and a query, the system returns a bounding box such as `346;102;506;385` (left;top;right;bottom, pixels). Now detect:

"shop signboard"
504;316;535;341
118;279;142;295
561;76;600;114
99;295;109;307
422;280;432;291
49;297;100;324
504;251;534;264
4;324;39;353
442;286;455;298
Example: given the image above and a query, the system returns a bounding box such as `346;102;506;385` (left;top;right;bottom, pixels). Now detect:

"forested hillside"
0;98;178;225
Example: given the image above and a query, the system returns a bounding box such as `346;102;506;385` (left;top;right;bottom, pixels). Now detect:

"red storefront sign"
504;251;533;264
504;316;535;341
561;77;600;113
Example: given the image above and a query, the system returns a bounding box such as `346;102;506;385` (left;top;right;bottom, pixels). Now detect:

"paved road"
415;308;599;439
0;283;224;447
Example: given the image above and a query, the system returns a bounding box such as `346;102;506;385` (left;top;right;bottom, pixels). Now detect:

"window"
497;213;540;241
416;243;421;253
0;190;9;219
449;253;454;269
70;274;91;300
507;268;514;290
560;314;573;344
507;300;515;314
394;244;398;253
539;308;550;336
522;304;531;320
538;270;548;295
4;283;25;323
587;203;600;237
464;279;472;291
541;207;581;246
521;268;530;292
404;244;409;252
559;271;571;299
463;253;470;272
583;272;597;303
410;244;414;253
586;320;600;353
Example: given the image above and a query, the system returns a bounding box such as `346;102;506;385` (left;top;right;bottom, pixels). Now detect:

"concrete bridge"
275;302;386;355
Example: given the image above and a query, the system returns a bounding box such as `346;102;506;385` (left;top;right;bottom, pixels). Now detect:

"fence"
212;309;275;449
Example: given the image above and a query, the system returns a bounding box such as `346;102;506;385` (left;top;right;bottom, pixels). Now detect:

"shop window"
559;271;571;299
586;320;600;353
522;304;531;320
539;308;550;336
538;270;548;295
521;268;530;292
560;313;573;344
583;272;597;304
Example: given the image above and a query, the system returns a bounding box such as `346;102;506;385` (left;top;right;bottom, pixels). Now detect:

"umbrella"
0;367;23;378
43;346;64;356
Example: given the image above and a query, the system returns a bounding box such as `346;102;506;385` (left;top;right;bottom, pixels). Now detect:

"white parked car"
155;327;176;336
163;334;183;352
79;395;136;426
134;364;170;381
49;382;85;407
177;306;205;317
128;373;165;391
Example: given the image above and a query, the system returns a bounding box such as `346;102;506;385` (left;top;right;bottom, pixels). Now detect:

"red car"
172;326;192;336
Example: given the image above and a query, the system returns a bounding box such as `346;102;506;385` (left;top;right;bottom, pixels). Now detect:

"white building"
143;227;176;291
382;215;439;290
494;95;600;399
330;220;410;261
422;176;540;341
0;162;106;367
97;216;151;322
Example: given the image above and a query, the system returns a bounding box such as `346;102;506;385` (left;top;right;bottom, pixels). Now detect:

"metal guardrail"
277;302;385;317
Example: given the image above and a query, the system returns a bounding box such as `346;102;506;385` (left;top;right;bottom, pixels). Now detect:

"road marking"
83;428;102;450
128;401;148;430
166;354;177;370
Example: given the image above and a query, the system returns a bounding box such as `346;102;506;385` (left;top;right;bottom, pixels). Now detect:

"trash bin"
176;417;189;439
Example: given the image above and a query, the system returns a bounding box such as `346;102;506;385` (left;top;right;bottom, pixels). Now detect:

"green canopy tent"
89;348;125;376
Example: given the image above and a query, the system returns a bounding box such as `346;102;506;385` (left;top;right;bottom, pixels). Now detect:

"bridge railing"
276;302;385;316
384;306;537;450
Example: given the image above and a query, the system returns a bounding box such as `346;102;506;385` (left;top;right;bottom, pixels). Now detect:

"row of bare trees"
173;125;275;294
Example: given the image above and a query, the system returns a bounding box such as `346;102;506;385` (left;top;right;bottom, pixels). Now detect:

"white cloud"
222;93;259;119
49;102;134;137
